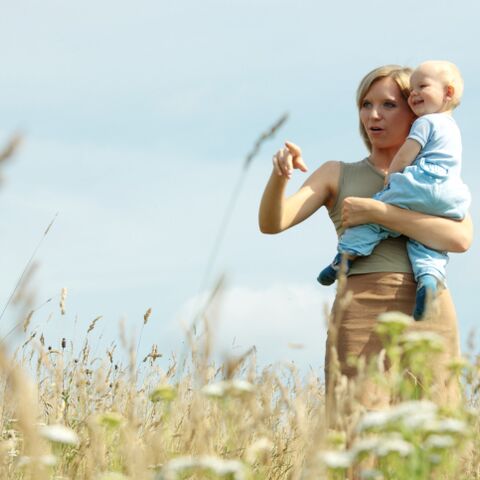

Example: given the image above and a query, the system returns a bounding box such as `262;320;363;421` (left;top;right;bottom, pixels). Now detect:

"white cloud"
177;282;334;372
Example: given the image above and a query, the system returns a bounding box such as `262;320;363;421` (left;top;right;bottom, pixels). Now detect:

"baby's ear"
445;84;455;100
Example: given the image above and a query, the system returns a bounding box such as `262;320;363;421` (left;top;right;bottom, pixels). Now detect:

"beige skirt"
325;272;461;412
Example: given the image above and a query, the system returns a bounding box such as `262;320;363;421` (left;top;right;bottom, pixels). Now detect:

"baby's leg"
407;239;448;320
317;223;394;285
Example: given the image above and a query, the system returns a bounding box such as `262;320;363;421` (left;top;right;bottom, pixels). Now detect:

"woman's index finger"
285;141;302;156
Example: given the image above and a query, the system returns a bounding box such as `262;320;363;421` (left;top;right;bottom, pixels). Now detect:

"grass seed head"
59;287;67;315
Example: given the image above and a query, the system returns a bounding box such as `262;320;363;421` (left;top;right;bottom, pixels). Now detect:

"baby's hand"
272;141;308;179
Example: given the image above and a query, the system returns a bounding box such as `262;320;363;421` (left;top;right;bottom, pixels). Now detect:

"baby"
318;60;471;320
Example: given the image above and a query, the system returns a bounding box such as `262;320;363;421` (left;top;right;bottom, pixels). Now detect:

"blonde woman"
258;65;472;411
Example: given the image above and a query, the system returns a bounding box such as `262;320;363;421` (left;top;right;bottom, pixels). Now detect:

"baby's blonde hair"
418;60;464;109
356;65;413;152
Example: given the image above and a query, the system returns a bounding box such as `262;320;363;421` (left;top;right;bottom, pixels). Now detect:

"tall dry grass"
0;276;478;480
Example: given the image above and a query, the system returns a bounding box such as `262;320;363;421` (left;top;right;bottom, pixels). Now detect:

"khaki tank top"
328;158;412;275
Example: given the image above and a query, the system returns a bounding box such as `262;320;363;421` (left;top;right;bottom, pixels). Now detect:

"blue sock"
413;274;438;321
317;253;353;286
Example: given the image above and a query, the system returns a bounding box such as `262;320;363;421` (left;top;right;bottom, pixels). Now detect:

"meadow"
1;274;479;480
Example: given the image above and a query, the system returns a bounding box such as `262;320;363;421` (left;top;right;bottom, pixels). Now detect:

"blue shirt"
408;113;462;178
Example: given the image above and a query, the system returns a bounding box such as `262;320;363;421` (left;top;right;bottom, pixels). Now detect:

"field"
1;276;479;480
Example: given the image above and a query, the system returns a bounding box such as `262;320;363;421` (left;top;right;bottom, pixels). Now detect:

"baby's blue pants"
339;159;471;283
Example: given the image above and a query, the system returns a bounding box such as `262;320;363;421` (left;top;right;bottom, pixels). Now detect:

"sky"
0;0;479;375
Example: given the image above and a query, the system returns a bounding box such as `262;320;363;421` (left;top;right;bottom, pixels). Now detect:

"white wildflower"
375;438;413;457
228;380;254;395
97;473;130;480
201;380;254;398
352;437;380;455
360;469;384;480
392;400;437;418
428;418;468;435
429;453;442;464
201;382;227;398
356;411;394;432
18;454;57;467
400;331;445;351
40;424;79;446
401;411;437;430
377;312;412;327
357;401;438;433
159;455;246;480
319;450;355;469
425;434;455;449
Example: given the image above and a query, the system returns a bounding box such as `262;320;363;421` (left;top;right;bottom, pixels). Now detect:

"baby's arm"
385;139;421;184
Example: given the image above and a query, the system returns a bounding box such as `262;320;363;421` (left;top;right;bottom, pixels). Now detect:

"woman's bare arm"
342;197;473;253
258;142;340;233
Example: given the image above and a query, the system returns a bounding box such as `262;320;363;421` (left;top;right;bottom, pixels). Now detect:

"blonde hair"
357;65;413;151
418;60;464;109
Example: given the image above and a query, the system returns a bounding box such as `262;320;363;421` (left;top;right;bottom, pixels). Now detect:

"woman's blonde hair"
357;65;413;151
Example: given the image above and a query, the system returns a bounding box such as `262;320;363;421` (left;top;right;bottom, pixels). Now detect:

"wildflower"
326;429;347;448
447;356;470;373
357;401;439;433
356;411;394;432
319;450;355;469
424;434;455;449
375;437;413;457
201;382;227;398
149;384;177;403
392;400;437;417
395;400;438;430
360;469;384;480
96;412;125;429
17;454;57;467
376;312;412;338
402;411;437;430
352;437;380;455
39;424;79;446
201;380;254;399
400;331;445;352
227;380;254;395
97;473;130;480
427;418;468;435
158;455;246;480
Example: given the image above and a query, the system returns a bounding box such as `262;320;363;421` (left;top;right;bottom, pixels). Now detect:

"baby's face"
408;65;450;116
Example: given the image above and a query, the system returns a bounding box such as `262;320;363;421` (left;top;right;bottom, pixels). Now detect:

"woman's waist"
347;237;412;276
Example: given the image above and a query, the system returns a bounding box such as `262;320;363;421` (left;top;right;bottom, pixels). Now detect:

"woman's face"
360;77;416;152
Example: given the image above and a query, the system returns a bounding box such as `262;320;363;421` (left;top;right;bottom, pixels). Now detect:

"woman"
258;65;473;414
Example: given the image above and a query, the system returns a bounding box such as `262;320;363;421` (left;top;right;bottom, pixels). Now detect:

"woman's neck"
368;146;400;175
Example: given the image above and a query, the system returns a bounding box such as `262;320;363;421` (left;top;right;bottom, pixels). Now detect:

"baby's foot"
413;275;438;321
317;253;353;286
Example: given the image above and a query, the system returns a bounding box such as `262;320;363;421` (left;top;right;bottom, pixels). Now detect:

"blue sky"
0;1;478;373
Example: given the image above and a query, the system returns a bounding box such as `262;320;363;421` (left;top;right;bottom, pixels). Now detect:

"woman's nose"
369;106;381;119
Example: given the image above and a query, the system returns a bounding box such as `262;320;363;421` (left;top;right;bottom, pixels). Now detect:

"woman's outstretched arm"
342;197;473;253
259;142;340;233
